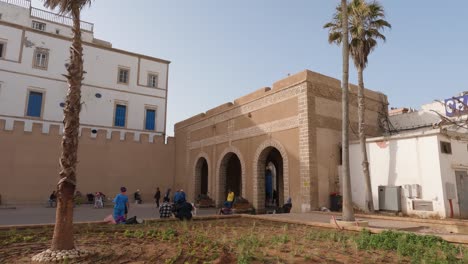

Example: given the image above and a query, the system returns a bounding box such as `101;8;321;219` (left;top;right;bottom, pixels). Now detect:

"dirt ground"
0;218;415;263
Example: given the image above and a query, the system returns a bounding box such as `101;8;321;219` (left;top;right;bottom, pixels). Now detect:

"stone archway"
192;152;210;201
216;146;246;207
253;140;289;212
194;157;209;196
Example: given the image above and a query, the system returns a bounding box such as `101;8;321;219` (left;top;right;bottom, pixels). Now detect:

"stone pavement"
0;203;218;226
3;206;468;244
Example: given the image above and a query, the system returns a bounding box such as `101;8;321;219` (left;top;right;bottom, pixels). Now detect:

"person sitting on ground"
86;193;95;204
113;187;129;224
48;191;57;207
159;197;173;218
224;189;235;208
173;189;180;203
174;201;193;221
134;189;142;204
277;197;292;214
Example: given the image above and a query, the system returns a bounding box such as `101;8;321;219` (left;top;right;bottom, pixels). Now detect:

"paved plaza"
0;203;218;226
3;204;468;244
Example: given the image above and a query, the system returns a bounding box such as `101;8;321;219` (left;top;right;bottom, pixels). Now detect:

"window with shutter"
114;104;126;127
26;91;43;117
145;109;156;130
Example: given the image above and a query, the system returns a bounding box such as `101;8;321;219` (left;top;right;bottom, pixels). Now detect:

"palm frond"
325;0;391;69
42;0;93;15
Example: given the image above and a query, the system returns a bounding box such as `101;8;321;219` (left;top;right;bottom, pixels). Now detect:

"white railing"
0;0;94;32
31;7;94;32
0;0;31;8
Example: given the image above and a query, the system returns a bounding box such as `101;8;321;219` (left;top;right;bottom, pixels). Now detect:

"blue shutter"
145;109;156;130
27;92;43;117
114;105;126;127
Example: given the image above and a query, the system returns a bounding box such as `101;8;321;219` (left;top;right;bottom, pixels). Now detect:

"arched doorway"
194;157;209;197
219;153;242;204
256;147;285;211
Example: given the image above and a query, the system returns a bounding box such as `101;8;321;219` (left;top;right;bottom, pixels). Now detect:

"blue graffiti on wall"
445;95;468;117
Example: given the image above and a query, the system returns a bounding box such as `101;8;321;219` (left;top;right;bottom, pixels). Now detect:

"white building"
350;94;468;219
0;0;170;139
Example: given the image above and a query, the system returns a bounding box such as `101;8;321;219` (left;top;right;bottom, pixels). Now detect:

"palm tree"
324;0;355;221
324;0;391;213
43;0;93;251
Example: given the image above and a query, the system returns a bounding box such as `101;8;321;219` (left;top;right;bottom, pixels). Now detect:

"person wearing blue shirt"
174;189;186;204
113;187;129;223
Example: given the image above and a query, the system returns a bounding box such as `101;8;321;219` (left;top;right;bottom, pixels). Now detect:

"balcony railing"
30;7;94;32
0;0;94;32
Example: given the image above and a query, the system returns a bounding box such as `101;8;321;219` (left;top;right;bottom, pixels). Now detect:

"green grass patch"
356;230;466;264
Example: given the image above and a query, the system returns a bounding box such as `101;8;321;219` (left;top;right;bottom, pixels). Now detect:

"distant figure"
94;192;103;208
74;190;83;205
173;189;180;203
48;191;57;208
174;201;193;221
159;197;173;218
224;189;235;208
164;188;172;202
174;189;186;204
272;189;278;205
134;189;142;204
154;187;161;208
113;187;129;223
86;193;95;204
278;197;292;214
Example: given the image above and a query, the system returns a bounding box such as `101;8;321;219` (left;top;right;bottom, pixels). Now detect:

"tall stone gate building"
174;70;387;213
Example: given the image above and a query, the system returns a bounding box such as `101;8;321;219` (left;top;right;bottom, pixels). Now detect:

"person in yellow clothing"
224;189;235;208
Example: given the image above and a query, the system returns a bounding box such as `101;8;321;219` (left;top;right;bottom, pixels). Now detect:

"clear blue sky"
32;0;468;136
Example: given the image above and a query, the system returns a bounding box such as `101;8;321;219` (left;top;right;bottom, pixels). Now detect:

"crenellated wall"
0;119;175;205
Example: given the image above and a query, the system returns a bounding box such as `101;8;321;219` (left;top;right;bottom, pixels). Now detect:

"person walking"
164;188;171;202
113;187;129;224
48;191;57;208
154;187;161;208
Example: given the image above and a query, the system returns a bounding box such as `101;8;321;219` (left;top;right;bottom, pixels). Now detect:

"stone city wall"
0;119;175;205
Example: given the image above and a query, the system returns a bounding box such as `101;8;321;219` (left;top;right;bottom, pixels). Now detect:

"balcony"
0;0;94;32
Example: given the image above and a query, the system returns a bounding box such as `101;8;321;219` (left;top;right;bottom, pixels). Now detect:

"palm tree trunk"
51;5;83;251
341;0;355;222
357;66;374;213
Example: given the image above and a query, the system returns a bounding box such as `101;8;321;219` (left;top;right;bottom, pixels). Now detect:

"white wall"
0;2;31;28
0;6;169;134
0;66;166;133
437;134;468;218
350;134;447;218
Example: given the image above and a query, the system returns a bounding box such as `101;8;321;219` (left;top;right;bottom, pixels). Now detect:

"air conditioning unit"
402;184;421;198
378;186;402;211
411;184;421;198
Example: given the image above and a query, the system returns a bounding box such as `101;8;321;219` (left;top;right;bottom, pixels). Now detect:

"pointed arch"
216;146;246;207
253;139;290;212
